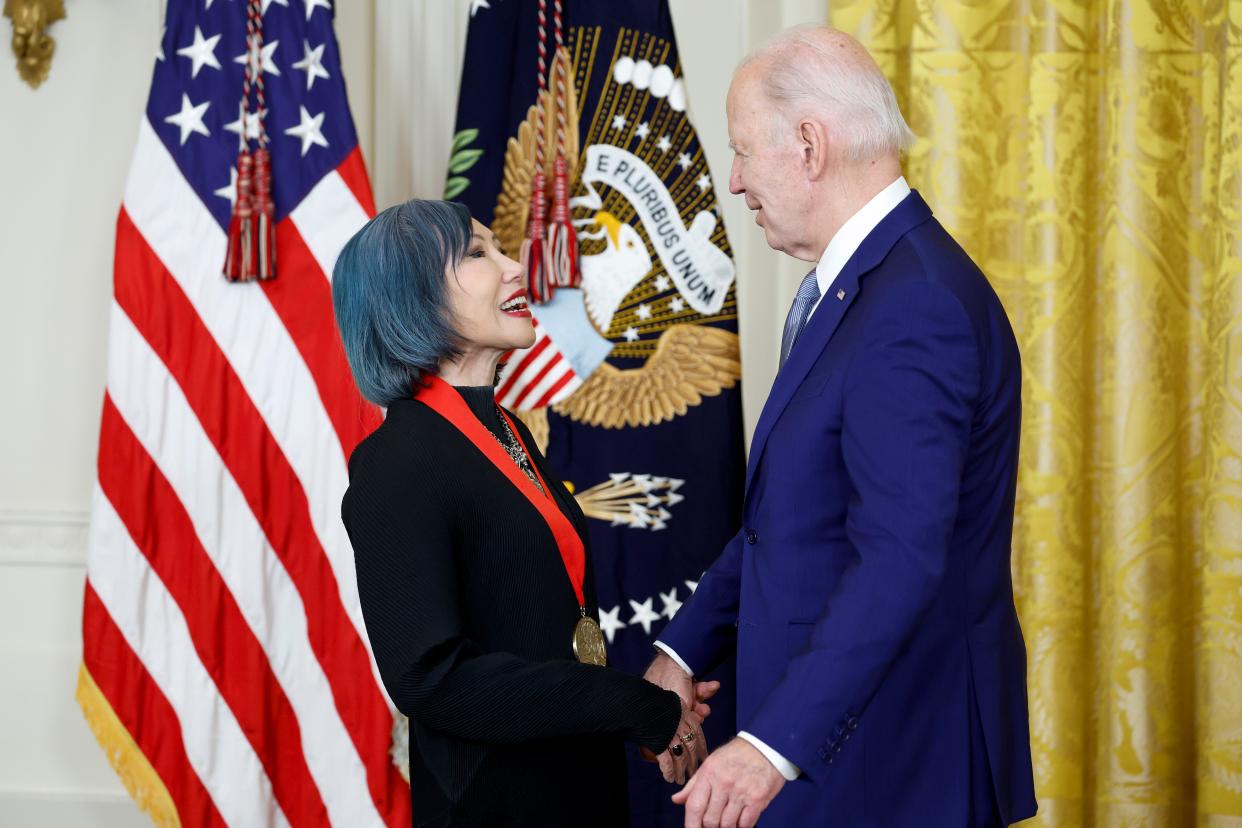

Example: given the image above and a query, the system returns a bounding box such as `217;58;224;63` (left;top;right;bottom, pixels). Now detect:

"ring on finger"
670;743;685;757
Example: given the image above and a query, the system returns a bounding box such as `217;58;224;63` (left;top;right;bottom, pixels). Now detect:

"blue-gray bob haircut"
332;199;471;406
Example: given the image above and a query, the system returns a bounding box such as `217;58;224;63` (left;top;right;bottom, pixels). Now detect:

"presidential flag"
77;0;409;825
449;1;745;822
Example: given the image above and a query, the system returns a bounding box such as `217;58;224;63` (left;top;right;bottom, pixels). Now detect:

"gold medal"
573;615;607;666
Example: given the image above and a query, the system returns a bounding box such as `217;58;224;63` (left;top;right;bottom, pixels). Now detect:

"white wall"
1;2;161;824
0;1;822;824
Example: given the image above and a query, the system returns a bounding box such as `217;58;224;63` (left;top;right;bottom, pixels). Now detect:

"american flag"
77;1;409;825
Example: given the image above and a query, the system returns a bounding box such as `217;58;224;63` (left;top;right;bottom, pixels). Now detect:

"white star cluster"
596;579;701;644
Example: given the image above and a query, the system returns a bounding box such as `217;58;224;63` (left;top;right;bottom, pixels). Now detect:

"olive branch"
444;128;482;199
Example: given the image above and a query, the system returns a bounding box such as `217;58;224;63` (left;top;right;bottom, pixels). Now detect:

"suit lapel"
744;191;935;493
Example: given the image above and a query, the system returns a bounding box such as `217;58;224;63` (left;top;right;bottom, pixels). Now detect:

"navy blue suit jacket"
660;192;1037;826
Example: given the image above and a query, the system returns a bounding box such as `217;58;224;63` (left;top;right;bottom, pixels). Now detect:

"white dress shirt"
806;176;911;319
653;176;912;782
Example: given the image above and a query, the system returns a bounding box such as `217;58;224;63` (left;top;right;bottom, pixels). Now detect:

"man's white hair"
741;24;915;162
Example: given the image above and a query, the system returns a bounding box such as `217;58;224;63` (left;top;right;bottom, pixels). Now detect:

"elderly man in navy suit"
644;25;1038;828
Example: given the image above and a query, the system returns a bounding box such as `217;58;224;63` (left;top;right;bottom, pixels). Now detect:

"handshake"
640;652;788;828
640;652;719;785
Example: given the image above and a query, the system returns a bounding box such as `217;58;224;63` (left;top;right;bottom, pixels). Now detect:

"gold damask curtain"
826;1;1242;824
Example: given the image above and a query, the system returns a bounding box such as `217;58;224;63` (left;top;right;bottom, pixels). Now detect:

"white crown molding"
0;507;90;568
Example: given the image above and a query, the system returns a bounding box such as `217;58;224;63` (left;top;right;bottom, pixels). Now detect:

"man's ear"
799;118;831;180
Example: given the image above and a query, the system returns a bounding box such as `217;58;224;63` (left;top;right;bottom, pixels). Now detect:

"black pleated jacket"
342;390;681;828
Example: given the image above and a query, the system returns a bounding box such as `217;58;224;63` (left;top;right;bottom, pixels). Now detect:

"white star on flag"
176;26;221;78
656;135;672;153
685;579;700;593
670;297;686;313
285;105;329;155
636;304;652;320
164;93;211;145
623;327;640;342
635;121;650;140
261;0;289;14
469;0;491;16
628;598;661;634
224;102;266;142
654;275;671;291
598;605;626;643
235;38;281;77
696;174;711;192
304;0;332;21
677;152;693;170
659;588;682;619
214;166;238;206
292;40;330;91
611;114;627;130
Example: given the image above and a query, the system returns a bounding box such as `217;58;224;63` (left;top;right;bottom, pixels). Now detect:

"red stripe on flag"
114;210;411;827
510;346;566;410
529;367;576;410
97;395;329;827
82;585;228;828
337;147;377;218
267;219;383;455
496;335;552;401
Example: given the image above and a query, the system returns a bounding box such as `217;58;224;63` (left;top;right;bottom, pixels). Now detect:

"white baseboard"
0;789;149;828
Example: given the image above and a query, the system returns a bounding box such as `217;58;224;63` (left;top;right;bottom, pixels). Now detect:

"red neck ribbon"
414;375;586;607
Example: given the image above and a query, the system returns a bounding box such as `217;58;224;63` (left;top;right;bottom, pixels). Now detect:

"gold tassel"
75;663;181;827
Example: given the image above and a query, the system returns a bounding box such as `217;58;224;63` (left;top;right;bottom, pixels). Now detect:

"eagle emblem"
492;33;741;448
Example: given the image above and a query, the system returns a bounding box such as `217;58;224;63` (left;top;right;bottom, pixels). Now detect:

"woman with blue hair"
333;199;715;827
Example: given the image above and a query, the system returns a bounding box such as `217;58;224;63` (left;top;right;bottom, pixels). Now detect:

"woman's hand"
642;680;721;784
665;706;707;784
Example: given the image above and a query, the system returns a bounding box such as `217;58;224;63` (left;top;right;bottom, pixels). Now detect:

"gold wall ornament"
5;0;65;89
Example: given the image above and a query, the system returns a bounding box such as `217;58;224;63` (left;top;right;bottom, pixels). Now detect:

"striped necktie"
779;268;821;369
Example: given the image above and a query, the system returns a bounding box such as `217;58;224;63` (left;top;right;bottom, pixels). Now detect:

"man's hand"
645;650;696;707
672;737;786;828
